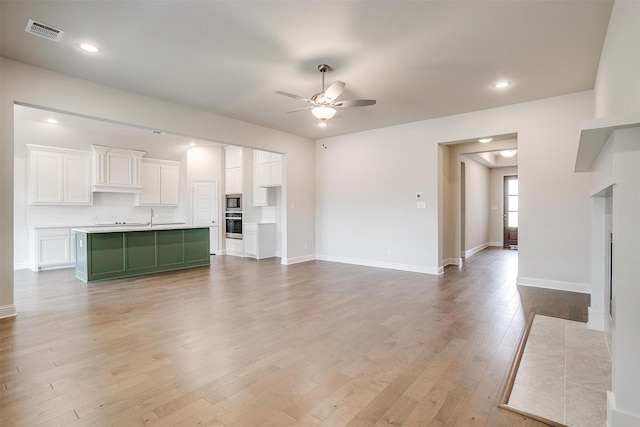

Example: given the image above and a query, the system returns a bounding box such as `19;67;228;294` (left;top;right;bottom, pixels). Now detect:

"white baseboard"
0;304;17;319
588;306;605;331
517;276;590;294
463;243;489;258
13;262;30;270
442;258;462;268
489;241;503;247
608;391;640;427
316;254;441;275
282;254;316;265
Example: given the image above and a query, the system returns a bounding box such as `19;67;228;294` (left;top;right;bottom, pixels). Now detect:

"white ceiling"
1;1;613;140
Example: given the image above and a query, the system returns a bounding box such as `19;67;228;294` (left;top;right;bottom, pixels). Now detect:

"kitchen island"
73;225;210;282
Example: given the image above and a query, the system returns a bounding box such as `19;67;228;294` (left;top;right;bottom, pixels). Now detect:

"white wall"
589;2;640;425
316;91;593;289
0;57;316;318
594;1;640;119
489;167;518;246
462;158;490;255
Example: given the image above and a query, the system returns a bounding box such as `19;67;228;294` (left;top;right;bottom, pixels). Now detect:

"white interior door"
192;181;219;254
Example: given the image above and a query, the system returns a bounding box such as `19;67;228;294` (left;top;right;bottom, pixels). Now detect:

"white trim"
0;304;17;319
588;306;605;331
463;243;489;258
316;254;441;275
282;254;316;265
517;276;590;294
14;262;30;270
607;391;640;427
489;241;503;247
442;257;462;268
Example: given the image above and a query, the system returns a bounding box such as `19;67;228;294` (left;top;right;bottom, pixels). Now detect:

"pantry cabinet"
27;145;92;205
136;159;180;206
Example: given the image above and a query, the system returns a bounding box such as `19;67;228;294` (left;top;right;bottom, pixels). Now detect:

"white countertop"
72;224;206;233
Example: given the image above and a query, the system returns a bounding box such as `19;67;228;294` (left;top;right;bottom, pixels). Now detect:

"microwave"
225;194;242;211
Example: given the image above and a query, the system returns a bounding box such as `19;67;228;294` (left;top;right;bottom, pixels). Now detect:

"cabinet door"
139;163;161;205
30;150;63;203
37;229;70;267
69;230;77;263
160;165;180;205
64;155;92;204
253;167;267;206
255;150;271;165
269;162;283;186
256;164;270;187
244;231;257;257
225;167;242;194
225;147;243;168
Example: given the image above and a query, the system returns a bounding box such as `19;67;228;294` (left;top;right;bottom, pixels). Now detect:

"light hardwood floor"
1;249;587;426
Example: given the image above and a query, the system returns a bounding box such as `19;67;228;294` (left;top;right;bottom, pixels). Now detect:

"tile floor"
508;315;611;427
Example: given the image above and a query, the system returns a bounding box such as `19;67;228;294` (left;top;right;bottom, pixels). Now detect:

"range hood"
91;145;145;193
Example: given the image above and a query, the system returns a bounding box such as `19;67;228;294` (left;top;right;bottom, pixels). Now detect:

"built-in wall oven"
225;212;243;239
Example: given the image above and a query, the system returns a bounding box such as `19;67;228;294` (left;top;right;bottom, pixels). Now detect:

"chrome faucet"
149;208;155;228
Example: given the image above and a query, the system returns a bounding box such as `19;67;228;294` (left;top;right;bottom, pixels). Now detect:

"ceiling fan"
276;64;376;122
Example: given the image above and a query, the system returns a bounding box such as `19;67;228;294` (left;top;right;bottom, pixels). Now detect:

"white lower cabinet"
243;223;276;259
29;227;76;271
225;238;244;257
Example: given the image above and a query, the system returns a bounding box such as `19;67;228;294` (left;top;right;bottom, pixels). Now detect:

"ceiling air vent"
25;19;64;42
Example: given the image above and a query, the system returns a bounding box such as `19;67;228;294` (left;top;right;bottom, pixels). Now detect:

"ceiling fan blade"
324;81;345;101
286;107;313;113
335;99;377;107
275;91;313;103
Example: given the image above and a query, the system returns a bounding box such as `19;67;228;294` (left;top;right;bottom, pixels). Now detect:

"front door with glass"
503;175;518;248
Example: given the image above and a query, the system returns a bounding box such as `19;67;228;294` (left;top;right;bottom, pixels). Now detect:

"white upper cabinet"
136;159;180;206
255;150;282;187
91;145;145;193
224;146;243;195
27;145;92;205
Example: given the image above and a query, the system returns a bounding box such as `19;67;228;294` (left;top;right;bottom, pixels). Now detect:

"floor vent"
25;19;64;42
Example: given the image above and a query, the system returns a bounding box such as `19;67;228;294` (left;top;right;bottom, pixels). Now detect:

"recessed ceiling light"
189;142;197;147
479;138;492;143
79;43;99;53
494;81;511;89
501;150;517;158
318;121;327;128
46;118;59;124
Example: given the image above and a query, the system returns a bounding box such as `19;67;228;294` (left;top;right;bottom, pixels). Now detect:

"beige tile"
514;354;564;396
565;380;607;427
565;351;611;392
520;333;565;363
565;320;611;362
508;382;564;423
529;315;566;339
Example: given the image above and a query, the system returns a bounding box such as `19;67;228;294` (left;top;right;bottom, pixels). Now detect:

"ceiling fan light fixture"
311;106;337;120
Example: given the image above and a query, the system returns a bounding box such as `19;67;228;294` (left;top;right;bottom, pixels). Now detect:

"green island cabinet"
74;226;210;282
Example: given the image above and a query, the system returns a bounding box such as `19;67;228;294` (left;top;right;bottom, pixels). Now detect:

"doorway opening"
503;175;518;249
